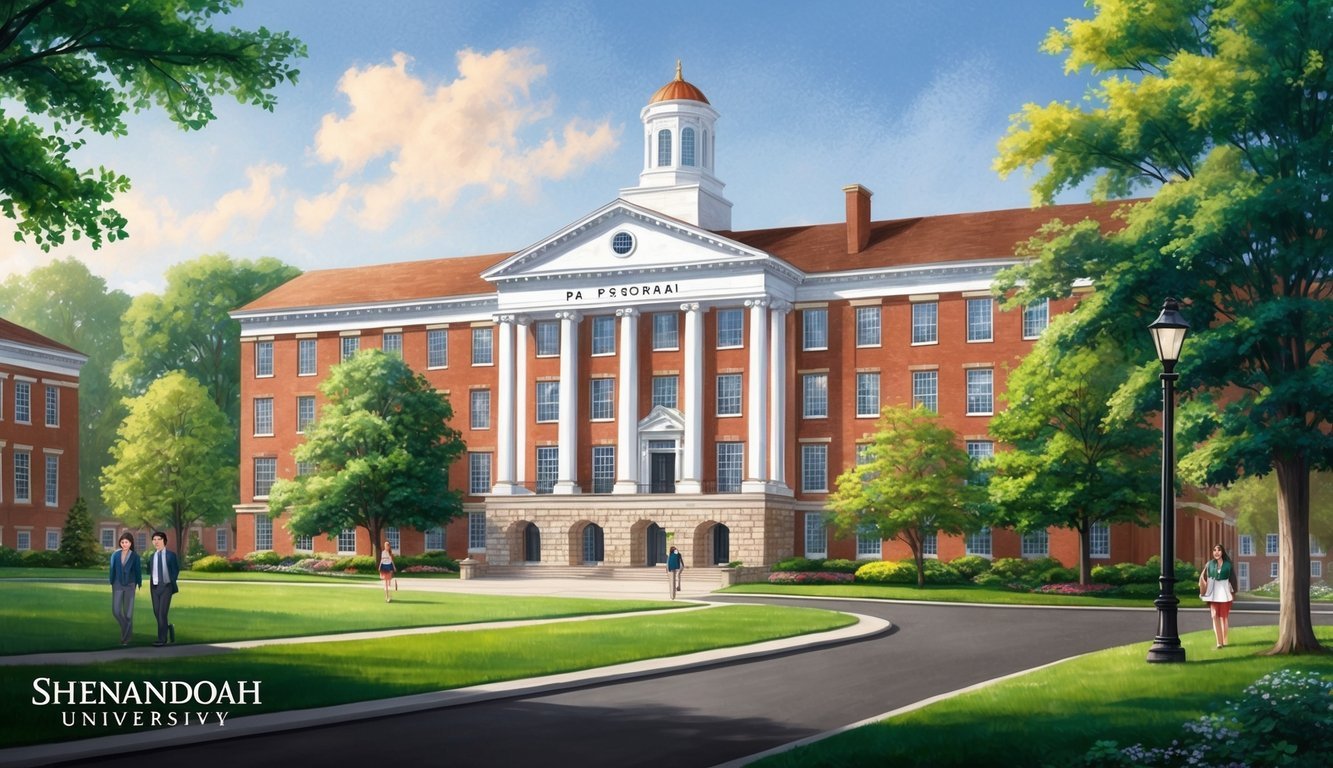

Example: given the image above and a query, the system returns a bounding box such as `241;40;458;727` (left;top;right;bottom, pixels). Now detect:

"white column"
678;302;704;494
614;308;641;494
769;301;792;493
492;314;518;494
554;311;581;494
514;316;530;490
743;298;770;492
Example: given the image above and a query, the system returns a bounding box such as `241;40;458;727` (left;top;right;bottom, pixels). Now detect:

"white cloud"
301;47;619;232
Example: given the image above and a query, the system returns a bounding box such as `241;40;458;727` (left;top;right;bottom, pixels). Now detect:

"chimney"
844;184;873;254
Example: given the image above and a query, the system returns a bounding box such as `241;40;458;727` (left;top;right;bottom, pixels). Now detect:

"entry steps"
483;564;725;587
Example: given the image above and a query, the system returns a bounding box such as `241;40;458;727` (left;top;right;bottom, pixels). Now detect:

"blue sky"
1;0;1098;294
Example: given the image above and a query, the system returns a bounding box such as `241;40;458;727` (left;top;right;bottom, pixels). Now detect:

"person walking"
109;532;142;646
666;545;684;599
147;531;180;647
1199;544;1238;648
379;541;397;602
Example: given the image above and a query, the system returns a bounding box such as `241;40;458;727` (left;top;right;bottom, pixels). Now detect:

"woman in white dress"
1198;544;1237;648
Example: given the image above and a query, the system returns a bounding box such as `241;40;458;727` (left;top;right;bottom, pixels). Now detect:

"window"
16;530;31;550
468;511;486;550
912;370;938;412
468;452;491;495
292;534;312;551
44;387;58;427
592;446;615;494
338;529;356;554
966;298;993;342
1238;561;1250;591
472;327;493;366
296;461;315;477
592;316;616;355
801;444;828;492
856;372;880;418
967;527;992;557
136;532;147;550
579;379;610;421
1090;522;1110;558
611;232;635;256
652;312;679;350
966;441;995;462
922;533;938;557
1266;533;1279;556
911;302;938;344
716;442;743;493
216;528;229;553
1312;560;1323;579
44;454;57;506
382;331;402;358
1023;299;1049;339
254;398;273;436
657;128;672;166
856;306;881;347
255;515;273;551
298;339;317;375
1022;529;1049;557
535;321;559;356
15;381;30;423
803;373;828;418
856;527;880;559
253;457;276;498
427;329;448;368
652;376;678;409
856;443;874;466
716;374;742;416
14;450;29;502
469;389;491;430
101;528;115;549
803;308;828;350
536;381;559;422
296;396;316;433
1270;561;1279;579
255;341;274;376
46;528;59;550
1311;536;1326;556
424;527;445;551
340;336;359;362
717;308;744;348
966;369;994;415
1239;535;1254;556
681;126;696;166
535;446;558;494
805;513;827;558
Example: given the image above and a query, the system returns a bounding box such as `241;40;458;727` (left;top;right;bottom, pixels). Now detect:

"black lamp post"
1146;297;1189;664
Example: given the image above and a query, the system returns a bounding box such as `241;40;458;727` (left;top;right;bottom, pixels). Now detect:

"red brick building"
231;67;1231;571
0;318;84;554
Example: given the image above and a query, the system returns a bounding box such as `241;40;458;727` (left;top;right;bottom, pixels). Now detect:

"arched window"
657;128;672;167
702;130;709;168
681;127;696;166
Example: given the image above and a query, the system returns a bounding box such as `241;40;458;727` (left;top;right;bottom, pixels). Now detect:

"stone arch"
504;520;542;564
567;519;604;565
691;520;730;567
630;519;666;566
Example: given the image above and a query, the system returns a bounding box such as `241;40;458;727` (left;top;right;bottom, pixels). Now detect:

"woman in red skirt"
1199;544;1238;648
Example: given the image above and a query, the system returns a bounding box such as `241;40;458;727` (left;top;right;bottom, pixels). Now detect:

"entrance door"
523;523;541;563
646;523;667;566
582;524;604;564
649;445;676;494
712;524;730;565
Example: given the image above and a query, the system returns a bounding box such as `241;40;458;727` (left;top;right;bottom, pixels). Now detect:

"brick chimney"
844;184;873;254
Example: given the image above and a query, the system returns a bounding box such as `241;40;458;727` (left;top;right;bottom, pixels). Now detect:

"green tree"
101;371;237;559
0;0;304;249
58;496;101;567
988;322;1160;584
0;257;131;515
995;0;1332;653
825;405;979;588
1213;472;1333;555
114;254;300;433
268;350;465;558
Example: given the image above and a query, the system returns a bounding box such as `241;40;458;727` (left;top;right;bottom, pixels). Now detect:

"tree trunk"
1268;453;1323;654
1078;523;1091;585
367;521;383;561
912;545;925;589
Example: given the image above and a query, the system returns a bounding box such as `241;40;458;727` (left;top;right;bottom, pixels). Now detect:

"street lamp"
1146;297;1189;664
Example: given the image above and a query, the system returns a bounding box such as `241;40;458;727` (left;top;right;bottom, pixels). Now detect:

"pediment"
638;405;685;433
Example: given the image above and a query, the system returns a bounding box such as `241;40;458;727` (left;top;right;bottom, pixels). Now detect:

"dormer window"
681;127;696;166
657;128;672;166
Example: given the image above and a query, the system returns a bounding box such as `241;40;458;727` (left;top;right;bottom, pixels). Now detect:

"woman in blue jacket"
109;533;142;645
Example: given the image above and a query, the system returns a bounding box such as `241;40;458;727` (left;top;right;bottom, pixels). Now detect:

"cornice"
0;340;86;377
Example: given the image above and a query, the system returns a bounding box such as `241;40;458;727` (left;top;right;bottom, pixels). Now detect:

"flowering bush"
1082;669;1333;767
854;560;917;584
1249;579;1332;600
401;565;452;574
1032;582;1117;595
190;555;235;572
767;571;855;584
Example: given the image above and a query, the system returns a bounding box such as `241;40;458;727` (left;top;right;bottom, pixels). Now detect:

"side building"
232;67;1232;571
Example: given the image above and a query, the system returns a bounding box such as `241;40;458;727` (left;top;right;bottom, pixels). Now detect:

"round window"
611;231;635;256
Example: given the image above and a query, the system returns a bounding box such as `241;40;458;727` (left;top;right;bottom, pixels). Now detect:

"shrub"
334;555;378;574
1038;564;1079;584
772;557;825;572
947;554;992;580
821;558;860;573
768;571;855;584
972;571;1026;589
922;558;965;584
244;550;283;566
855;560;917;584
0;546;25;567
22;550;66;567
988;557;1039;581
1092;561;1154;585
191;555;235;572
1032;582;1118;595
185;533;209;566
398;552;459;572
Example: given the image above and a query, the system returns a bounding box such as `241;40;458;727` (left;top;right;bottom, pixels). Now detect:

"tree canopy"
995;0;1333;652
825;405;979;588
268;350;466;556
0;0;305;249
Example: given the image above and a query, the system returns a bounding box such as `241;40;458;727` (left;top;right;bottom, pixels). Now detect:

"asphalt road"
65;598;1326;768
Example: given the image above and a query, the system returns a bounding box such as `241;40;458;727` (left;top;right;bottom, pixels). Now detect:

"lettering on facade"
565;283;681;302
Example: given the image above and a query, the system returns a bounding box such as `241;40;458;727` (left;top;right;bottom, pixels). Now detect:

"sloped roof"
0;316;83;355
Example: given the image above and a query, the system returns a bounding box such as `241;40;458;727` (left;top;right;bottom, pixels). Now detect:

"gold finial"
675;60;683;81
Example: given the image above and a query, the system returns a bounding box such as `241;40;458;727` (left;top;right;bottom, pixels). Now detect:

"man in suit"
148;531;180;647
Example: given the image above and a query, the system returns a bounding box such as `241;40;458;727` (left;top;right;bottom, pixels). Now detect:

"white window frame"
472;326;493;366
717;308;744;349
590;379;615;421
856;372;880;418
716;442;743;493
427;329;448;368
651;376;678;409
911;302;938;345
296;396;316;433
912;370;938;412
856;528;880;559
255;515;273;551
14;450;30;503
966;369;994;415
855;306;881;347
803;373;828;419
298;338;318;375
801;443;828;493
966;527;992;557
535;321;560;357
253;457;277;498
966;298;993;342
1265;533;1279;556
1023;299;1050;339
592;445;615;494
44;386;58;427
468;511;486;551
43;453;57;507
15;381;31;423
1021;529;1049;558
716;374;742;417
468;452;491;495
1239;534;1254;556
802;308;829;351
535;446;559;494
470;389;491;430
340;335;360;362
382;331;402;358
804;512;827;558
535;381;559;423
1089;522;1110;558
591;316;616;356
46;528;60;550
253;397;274;436
652;312;679;351
216;528;229;553
424;527;445;551
255;341;274;377
337;528;357;554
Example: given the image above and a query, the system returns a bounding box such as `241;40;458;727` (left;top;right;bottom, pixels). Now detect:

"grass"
4;604;854;748
0;580;687;654
752;625;1333;768
720;581;1211;608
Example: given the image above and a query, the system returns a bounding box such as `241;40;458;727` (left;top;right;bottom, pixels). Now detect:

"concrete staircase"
482;564;725;588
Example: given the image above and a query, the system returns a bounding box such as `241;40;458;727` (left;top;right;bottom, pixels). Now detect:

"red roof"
0;316;83;356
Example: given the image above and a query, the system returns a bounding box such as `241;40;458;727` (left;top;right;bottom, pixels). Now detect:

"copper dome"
648;61;709;104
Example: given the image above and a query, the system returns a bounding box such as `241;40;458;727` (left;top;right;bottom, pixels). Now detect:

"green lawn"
752;625;1333;768
721;581;1212;608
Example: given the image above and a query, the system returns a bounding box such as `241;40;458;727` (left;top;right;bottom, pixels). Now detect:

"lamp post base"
1146;641;1186;663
